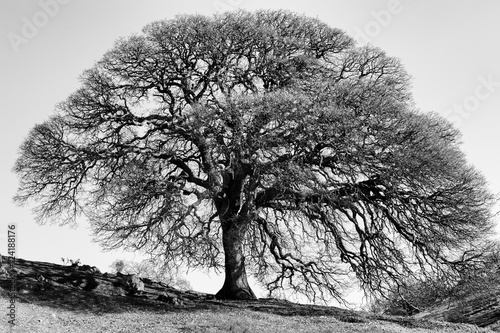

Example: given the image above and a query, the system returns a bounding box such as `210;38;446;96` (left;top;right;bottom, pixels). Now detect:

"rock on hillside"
0;256;206;306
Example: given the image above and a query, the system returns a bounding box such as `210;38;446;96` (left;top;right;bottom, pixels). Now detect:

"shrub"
369;244;500;316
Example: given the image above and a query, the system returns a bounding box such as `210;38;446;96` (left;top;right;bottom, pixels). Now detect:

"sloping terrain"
415;287;500;331
0;256;493;333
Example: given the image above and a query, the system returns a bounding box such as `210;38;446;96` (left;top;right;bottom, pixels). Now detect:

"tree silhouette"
14;10;496;302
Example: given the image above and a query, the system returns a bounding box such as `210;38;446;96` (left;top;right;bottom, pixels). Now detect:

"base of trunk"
217;215;256;300
215;283;256;300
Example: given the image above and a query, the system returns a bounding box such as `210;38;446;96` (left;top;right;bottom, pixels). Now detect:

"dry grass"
1;293;493;333
0;257;494;333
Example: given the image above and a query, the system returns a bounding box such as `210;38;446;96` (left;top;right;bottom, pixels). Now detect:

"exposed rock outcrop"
116;272;145;295
0;256;210;306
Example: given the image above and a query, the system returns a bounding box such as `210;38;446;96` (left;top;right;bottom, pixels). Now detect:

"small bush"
369;246;500;316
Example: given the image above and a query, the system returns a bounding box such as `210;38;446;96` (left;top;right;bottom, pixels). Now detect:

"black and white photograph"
1;1;500;332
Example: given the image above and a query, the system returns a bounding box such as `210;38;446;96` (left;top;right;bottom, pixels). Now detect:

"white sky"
1;0;499;305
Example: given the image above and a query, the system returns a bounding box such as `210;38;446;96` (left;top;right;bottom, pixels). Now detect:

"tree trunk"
215;219;256;300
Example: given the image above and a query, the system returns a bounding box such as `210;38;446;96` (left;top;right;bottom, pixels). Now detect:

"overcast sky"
1;0;499;304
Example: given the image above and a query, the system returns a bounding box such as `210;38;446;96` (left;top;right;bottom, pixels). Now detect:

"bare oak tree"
14;10;496;302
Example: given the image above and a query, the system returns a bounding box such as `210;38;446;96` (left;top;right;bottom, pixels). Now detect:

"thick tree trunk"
215;220;256;300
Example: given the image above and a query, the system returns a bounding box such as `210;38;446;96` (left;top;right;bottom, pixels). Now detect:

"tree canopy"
14;10;496;302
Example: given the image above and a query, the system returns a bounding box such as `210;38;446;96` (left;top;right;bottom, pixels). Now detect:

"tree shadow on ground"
0;256;459;331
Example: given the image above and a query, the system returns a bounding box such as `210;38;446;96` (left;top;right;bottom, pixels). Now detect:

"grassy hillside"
0;257;493;333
